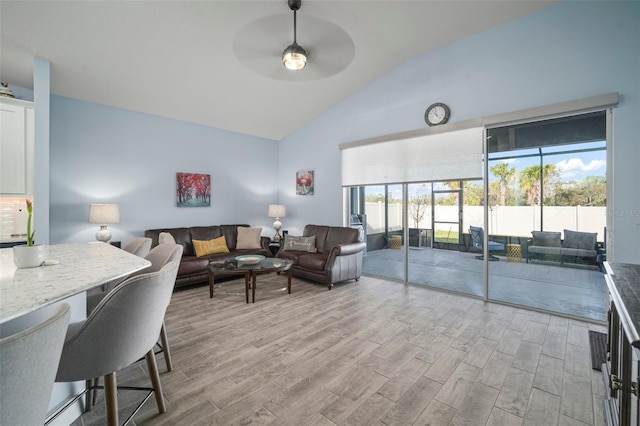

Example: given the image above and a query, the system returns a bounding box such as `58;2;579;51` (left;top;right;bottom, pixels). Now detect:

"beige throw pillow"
282;235;317;252
236;227;262;249
159;232;176;245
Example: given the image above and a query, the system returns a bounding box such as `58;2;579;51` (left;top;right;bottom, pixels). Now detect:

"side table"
268;242;280;257
506;244;522;263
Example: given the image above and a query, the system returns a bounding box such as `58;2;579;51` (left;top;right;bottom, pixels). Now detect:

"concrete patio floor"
362;246;607;322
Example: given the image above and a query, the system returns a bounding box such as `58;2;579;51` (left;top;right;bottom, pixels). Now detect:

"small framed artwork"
296;169;314;196
176;172;211;207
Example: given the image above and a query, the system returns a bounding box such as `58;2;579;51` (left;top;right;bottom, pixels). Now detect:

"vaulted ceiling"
0;1;555;140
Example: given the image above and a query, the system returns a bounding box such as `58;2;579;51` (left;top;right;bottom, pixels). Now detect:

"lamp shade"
88;204;120;224
268;204;286;218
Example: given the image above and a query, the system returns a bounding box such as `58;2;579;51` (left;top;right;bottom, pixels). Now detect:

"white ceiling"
0;1;555;141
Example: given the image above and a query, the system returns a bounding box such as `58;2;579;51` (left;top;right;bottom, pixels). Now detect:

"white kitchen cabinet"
0;98;34;195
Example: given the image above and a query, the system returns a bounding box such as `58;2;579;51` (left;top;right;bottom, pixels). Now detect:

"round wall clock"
424;103;450;126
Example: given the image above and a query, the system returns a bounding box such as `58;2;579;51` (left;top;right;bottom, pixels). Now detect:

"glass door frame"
431;182;464;250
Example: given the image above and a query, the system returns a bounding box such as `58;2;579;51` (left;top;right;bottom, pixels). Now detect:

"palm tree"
520;164;559;206
490;163;515;205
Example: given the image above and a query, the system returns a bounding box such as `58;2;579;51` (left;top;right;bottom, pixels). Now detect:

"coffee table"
207;257;294;303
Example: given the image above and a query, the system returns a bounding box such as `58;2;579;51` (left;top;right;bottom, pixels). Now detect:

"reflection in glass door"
406;181;483;297
356;109;608;321
360;184;404;282
432;182;462;250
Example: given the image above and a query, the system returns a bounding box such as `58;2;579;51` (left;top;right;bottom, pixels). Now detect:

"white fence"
365;201;606;240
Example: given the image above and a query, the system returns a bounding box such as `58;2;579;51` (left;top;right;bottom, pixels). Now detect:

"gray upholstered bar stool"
86;243;183;372
86;237;153;302
52;262;179;426
0;304;71;426
122;237;152;258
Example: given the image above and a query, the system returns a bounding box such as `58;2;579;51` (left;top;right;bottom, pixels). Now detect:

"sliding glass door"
486;113;608;321
346;108;609;322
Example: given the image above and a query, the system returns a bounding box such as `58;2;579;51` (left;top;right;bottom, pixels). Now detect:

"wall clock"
424;103;450;126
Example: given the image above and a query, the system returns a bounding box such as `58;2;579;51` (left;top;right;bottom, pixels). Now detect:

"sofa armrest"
332;242;366;256
260;236;272;256
324;242;366;288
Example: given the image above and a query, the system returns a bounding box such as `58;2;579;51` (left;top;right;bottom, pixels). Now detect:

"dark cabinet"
604;262;640;426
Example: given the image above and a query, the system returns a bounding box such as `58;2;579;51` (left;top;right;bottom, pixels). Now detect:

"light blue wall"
49;96;279;244
279;1;640;263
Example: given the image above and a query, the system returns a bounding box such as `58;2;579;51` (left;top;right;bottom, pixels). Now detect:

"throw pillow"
159;232;176;245
236;227;262;249
282;235;317;252
531;231;561;247
562;229;597;250
193;236;230;257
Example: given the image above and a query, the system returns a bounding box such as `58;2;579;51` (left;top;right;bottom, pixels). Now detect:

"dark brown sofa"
145;224;271;288
276;224;366;290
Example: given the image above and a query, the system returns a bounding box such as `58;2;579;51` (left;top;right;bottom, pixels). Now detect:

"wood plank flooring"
72;273;607;426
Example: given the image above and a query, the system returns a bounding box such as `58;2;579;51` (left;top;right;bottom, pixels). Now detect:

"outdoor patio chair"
469;225;504;261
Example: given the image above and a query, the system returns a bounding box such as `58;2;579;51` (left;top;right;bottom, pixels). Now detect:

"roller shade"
341;125;484;187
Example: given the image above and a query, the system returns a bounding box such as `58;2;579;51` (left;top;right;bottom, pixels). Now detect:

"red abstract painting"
176;172;211;207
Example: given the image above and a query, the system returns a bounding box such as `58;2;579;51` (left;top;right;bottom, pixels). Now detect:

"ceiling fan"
232;0;355;81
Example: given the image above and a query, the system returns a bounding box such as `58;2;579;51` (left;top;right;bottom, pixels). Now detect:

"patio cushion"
563;229;597;250
528;246;564;256
531;231;561;247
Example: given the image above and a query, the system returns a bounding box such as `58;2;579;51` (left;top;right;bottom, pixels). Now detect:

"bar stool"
0;304;71;426
51;262;179;426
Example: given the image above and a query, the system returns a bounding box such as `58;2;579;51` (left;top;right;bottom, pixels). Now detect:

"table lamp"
88;204;120;243
268;204;286;242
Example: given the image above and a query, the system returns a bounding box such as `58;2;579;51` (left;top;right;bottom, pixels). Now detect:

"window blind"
341;125;484;187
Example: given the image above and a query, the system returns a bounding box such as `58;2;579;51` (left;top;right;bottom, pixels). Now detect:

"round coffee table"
207;257;294;303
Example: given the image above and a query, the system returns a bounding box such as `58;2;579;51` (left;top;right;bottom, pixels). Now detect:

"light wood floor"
73;273;607;426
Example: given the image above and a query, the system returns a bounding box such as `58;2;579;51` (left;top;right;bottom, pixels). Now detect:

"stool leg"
104;372;118;426
92;376;101;405
85;379;93;411
146;350;166;414
159;321;173;372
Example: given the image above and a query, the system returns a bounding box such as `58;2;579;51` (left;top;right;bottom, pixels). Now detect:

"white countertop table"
0;242;151;324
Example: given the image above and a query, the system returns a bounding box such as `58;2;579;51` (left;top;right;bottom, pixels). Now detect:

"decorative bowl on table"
235;255;265;265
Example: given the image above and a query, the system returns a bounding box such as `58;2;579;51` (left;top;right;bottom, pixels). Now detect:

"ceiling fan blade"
233;13;354;81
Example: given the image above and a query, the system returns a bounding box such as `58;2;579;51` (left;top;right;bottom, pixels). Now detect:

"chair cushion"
282;235;317;252
531;231;561;247
562;229;597;250
488;241;505;251
193;236;230;257
236;227;262;249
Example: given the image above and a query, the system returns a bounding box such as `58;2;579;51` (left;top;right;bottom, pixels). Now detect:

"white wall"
279;1;640;263
49;96;279;244
367;203;606;241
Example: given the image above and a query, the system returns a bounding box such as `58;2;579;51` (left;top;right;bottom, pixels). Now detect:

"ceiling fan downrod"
283;0;308;70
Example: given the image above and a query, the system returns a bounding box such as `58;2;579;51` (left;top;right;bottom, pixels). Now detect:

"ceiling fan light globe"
282;43;307;70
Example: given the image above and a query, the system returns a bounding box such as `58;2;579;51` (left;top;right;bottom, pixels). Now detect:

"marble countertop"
0;242;150;324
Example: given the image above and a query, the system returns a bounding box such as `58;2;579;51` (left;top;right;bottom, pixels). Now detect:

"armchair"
469;226;504;261
277;225;366;289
